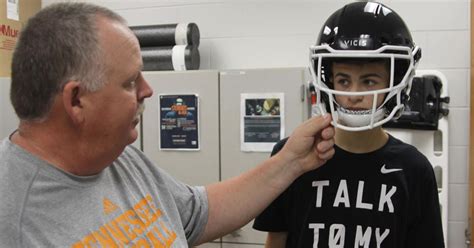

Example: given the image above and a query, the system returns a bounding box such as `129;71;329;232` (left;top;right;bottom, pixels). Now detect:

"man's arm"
195;115;334;244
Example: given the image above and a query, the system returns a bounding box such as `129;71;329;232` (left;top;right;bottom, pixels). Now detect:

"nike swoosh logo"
380;164;403;174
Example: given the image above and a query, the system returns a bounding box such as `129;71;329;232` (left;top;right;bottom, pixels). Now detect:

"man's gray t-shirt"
0;138;209;247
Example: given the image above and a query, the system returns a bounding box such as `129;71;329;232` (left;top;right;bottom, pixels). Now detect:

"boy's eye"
364;79;376;86
335;78;350;86
364;79;385;87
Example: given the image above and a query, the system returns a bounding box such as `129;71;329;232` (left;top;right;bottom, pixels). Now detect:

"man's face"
82;17;153;150
331;61;389;111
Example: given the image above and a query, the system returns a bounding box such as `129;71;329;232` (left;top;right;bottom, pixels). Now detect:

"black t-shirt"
253;135;444;248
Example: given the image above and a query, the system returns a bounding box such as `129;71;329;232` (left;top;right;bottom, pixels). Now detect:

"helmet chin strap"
335;106;385;129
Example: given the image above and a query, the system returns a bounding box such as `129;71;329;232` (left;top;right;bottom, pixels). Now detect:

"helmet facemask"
309;44;420;131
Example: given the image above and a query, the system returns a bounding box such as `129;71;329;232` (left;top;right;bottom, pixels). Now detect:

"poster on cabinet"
240;93;284;152
159;94;199;150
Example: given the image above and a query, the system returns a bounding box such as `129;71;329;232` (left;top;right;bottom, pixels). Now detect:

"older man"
0;3;334;247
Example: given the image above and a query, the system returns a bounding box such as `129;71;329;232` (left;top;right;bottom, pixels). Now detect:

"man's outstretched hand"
280;114;335;175
198;115;335;244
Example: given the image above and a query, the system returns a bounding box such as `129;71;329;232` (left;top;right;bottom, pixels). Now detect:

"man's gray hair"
10;2;126;121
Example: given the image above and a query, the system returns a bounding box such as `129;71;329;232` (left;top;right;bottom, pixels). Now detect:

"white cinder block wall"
36;0;470;247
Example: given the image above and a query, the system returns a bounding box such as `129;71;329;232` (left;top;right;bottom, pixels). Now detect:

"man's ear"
62;81;85;125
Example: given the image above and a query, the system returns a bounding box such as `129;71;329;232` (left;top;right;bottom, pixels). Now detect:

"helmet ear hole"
414;47;422;63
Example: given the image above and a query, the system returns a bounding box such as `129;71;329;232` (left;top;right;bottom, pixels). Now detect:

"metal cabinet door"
142;70;220;186
219;67;308;244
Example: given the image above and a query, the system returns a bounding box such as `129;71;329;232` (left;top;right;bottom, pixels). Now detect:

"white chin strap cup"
311;103;387;131
335;108;385;131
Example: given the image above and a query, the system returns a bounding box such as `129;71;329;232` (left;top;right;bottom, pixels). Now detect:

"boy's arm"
265;232;288;248
407;163;445;248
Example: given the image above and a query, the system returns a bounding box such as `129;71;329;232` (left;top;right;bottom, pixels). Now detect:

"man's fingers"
298;114;332;137
321;126;335;140
318;147;335;161
282;114;334;173
317;139;334;153
317;125;335;161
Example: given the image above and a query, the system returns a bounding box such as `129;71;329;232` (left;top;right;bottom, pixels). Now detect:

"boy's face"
331;61;389;111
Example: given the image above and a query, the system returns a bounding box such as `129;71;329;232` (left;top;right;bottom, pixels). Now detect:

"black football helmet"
309;2;421;131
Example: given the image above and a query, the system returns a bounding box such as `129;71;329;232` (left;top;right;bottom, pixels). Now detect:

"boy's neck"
335;126;389;154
